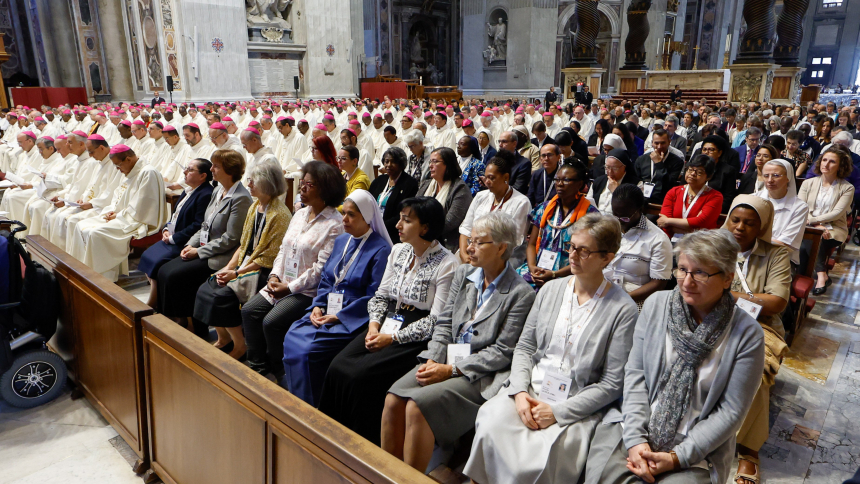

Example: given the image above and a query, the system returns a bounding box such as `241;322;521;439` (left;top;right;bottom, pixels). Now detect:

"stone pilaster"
728;63;777;103
621;0;651;70
567;0;601;68
562;67;606;102
774;0;810;67
735;0;776;64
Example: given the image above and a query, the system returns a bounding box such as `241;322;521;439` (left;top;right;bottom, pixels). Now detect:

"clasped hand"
103;211;116;222
625;443;676;483
264;276;291;299
214;268;237;286
310;306;339;328
364;322;393;352
514;392;557;430
180;246;198;260
415;360;452;386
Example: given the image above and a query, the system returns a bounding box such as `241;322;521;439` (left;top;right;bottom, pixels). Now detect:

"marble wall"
294;0;361;98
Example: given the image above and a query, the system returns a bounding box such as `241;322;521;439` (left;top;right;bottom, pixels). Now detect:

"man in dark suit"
627;115;649;140
530;121;555;148
527;143;560;207
151;91;166;108
499;131;532;195
664;116;688;154
670;85;683;103
734;126;763;174
544;87;558;107
575;85;593;107
633;129;683;205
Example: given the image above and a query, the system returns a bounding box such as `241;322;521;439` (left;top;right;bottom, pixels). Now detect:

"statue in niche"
482;45;498;64
487;17;507;63
246;0;293;29
427;63;441;85
409;63;419;80
411;36;424;63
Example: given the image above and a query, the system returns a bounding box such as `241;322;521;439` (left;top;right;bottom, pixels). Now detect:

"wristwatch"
451;366;460;378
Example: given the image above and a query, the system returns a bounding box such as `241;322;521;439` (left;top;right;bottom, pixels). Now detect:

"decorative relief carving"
732;71;763;102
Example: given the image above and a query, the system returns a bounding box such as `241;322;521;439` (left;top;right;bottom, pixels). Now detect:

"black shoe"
215;341;234;353
247;359;269;375
825;277;833;288
813;286;827;296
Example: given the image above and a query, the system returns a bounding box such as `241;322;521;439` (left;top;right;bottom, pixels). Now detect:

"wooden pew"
142;314;434;484
26;235;154;474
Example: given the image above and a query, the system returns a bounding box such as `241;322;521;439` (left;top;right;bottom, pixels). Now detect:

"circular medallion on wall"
86;37;95;51
165;32;175;50
142;16;157;48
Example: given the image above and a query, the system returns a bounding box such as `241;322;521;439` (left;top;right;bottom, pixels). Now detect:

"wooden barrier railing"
27;235;153;473
28;235;434;484
143;314;433;484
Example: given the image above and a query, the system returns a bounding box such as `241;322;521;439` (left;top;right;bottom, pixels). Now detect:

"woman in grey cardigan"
382;212;536;473
157;149;252;334
464;213;639;484
584;229;765;484
417;147;473;252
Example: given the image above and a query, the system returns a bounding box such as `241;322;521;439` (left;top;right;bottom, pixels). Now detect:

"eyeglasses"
466;238;495;247
701;147;719;153
686;169;707;177
553;177;581;185
673;268;722;283
564;243;607;259
300;180;315;189
762;173;784;180
335;156;350;162
614;213;638;223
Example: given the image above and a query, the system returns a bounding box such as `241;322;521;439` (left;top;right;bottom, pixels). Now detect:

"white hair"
472;212;519;260
403;130;424;145
674;229;740;275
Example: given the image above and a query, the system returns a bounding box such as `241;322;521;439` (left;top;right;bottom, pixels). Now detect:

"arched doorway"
556;3;620;91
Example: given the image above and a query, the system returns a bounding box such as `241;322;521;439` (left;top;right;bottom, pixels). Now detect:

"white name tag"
671;233;684;244
642;183;655;198
199;229;209;246
283;249;300;279
537;250;559;270
736;298;763;319
380;316;403;335
327;292;344;315
538;370;573;404
447;343;471;366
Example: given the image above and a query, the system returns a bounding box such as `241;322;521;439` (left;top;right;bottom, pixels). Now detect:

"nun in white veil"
755;159;810;267
282;189;393;406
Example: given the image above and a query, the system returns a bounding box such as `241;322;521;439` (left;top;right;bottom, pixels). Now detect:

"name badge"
447;343;471;366
538;370;573;404
380;313;404;335
166;222;176;236
283;249;300;279
612;272;623;286
199;229;209;246
736;298;763;319
537;250;559;270
327;292;344;315
642;183;655;198
670;233;684;244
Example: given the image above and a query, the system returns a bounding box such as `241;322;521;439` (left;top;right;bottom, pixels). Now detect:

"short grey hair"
403;130;424;145
37;137;55;150
568;213;622;254
471;211;519;261
248;161;287;198
673;229;739;276
665;115;679;126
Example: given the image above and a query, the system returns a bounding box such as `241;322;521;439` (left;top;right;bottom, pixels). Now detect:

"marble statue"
247;0;292;29
486;18;507;62
427;63;441;85
409;63;419;80
411;36;424;63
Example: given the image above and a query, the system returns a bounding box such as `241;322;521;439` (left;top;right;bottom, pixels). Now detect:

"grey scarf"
648;287;734;452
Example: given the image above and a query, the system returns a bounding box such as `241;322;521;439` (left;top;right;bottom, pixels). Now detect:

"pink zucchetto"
88;134;106;141
34;117;44;122
209;122;226;130
348;119;360;126
299;119;307;123
481;111;492;117
346;128;356;136
362;112;371;118
323;114;335;121
462;120;474;128
63;109;72;115
17;115;26;120
153;121;163;129
373;114;383;119
403;113;414;120
186;123;200;129
222;116;233;122
248;120;260;127
119;120;132;127
20;131;37;139
276;116;288;123
56;135;67;140
262;115;272;119
40;136;54;142
284;116;295;121
132;120;145;125
446;105;454;109
162;125;178;133
72;130;88;138
109;144;131;155
245;127;260;136
314;123;327;130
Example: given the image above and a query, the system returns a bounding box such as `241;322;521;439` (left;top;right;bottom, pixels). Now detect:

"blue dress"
282;231;391;406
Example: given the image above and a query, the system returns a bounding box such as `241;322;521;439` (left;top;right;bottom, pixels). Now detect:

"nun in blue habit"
282;189;393;406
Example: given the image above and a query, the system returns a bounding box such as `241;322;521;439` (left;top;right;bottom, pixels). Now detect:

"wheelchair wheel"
0;349;67;408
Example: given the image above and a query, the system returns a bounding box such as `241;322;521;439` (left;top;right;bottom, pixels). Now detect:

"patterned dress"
461;156;486;196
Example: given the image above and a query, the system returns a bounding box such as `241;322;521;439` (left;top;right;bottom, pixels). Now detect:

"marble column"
734;0;775;64
41;0;82;87
773;0;810;67
96;0;133;101
567;0;601;68
620;0;651;70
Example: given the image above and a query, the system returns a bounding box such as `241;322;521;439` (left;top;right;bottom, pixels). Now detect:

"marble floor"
4;249;860;483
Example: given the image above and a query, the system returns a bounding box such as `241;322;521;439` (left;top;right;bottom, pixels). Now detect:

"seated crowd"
2;94;859;484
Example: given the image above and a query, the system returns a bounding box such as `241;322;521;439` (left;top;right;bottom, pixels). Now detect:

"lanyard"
333;233;370;288
682;185;704;219
393;248;421;315
379;176;397;206
491;186;513;212
204;185;231;228
548;204;574;246
252;205;267;248
558;277;608;372
735;260;754;297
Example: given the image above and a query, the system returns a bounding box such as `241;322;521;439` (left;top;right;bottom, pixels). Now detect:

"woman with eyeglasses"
586;148;639;215
755;159;809;269
585;229;764;484
516;160;599;289
383;212;536;473
738;144;778;195
419;147;472;252
240;161;346;378
699;135;739;214
604;184;672;310
658;155;725;242
456;135;487;197
369;147;419;244
465;214;638;484
721;195;791;484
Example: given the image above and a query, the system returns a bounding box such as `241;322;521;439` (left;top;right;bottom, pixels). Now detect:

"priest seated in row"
66;144;169;281
0;136;68;236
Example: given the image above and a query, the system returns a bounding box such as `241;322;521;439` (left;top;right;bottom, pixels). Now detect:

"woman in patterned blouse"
456;135;486;197
319;196;458;445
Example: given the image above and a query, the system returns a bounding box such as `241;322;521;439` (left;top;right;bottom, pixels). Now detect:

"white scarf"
424;179;451;209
